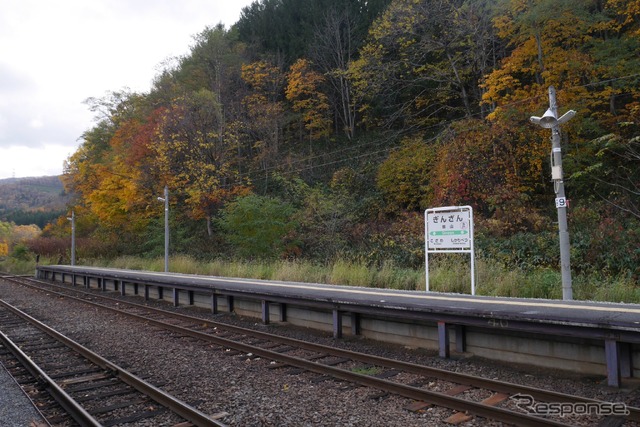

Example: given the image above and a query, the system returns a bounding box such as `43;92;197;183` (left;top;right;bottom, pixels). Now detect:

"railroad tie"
405;384;471;412
444;392;509;425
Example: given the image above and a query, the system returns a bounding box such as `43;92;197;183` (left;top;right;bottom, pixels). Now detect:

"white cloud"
0;144;74;178
0;0;254;179
29;118;44;129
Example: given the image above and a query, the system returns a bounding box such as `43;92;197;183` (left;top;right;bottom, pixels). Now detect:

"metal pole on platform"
157;186;169;272
530;86;576;300
67;210;76;266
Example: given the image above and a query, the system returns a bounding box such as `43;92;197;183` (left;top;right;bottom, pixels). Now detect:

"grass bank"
2;254;638;303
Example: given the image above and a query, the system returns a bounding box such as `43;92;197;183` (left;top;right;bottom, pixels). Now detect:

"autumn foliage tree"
376;136;438;211
350;0;496;129
0;221;12;256
0;221;41;258
431;120;548;235
481;0;640;128
285;58;331;143
241;60;287;175
479;0;640;232
62;91;155;241
153;89;248;236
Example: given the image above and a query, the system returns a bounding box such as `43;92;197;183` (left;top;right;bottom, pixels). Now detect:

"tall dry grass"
9;254;637;303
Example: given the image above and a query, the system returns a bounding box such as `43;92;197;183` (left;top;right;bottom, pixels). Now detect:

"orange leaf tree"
431;119;547;235
479;0;640;226
62;91;156;241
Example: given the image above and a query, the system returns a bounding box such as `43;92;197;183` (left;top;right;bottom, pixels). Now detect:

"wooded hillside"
0;176;69;226
42;0;639;278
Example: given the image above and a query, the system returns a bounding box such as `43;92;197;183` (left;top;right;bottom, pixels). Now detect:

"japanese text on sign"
426;210;471;250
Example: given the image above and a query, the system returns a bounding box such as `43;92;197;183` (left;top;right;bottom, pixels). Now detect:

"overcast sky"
0;0;254;180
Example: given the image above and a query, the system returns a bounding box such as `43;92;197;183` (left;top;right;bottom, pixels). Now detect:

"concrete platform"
35;265;640;387
37;265;640;332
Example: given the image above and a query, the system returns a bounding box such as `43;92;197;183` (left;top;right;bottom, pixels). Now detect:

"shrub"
10;243;32;261
569;204;640;277
218;194;298;259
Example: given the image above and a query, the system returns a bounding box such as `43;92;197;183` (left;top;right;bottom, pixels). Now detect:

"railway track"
0;283;226;426
3;273;639;426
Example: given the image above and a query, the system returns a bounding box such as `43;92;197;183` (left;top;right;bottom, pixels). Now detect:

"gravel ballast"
0;363;46;426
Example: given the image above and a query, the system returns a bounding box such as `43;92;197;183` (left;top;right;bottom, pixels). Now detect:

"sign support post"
425;206;475;294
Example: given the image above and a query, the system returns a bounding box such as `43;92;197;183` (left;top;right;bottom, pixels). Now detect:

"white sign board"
425;206;475;294
426;210;471;250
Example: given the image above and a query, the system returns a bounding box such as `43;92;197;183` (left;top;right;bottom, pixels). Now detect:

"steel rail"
0;298;225;427
0;328;100;426
15;275;640;423
7;277;612;426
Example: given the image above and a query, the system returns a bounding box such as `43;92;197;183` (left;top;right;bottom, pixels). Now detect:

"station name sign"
426;209;472;250
424;206;475;294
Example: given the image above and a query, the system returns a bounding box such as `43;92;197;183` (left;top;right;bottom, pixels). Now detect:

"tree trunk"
206;215;213;237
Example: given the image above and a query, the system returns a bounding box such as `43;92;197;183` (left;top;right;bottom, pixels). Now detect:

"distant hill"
0;176;71;227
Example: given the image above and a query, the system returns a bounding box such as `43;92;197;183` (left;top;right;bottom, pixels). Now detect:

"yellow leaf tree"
153;89;247;236
350;0;496;129
479;0;640;217
241;60;286;175
481;0;640;124
285;58;331;144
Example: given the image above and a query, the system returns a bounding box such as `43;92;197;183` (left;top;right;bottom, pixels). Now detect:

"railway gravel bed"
0;361;47;426
1;277;639;426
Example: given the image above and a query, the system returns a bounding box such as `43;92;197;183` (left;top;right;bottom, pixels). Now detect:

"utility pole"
530;86;576;300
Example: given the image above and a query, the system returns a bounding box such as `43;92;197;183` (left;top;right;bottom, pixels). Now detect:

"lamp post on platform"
157;186;169;272
67;210;76;266
530;86;576;300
